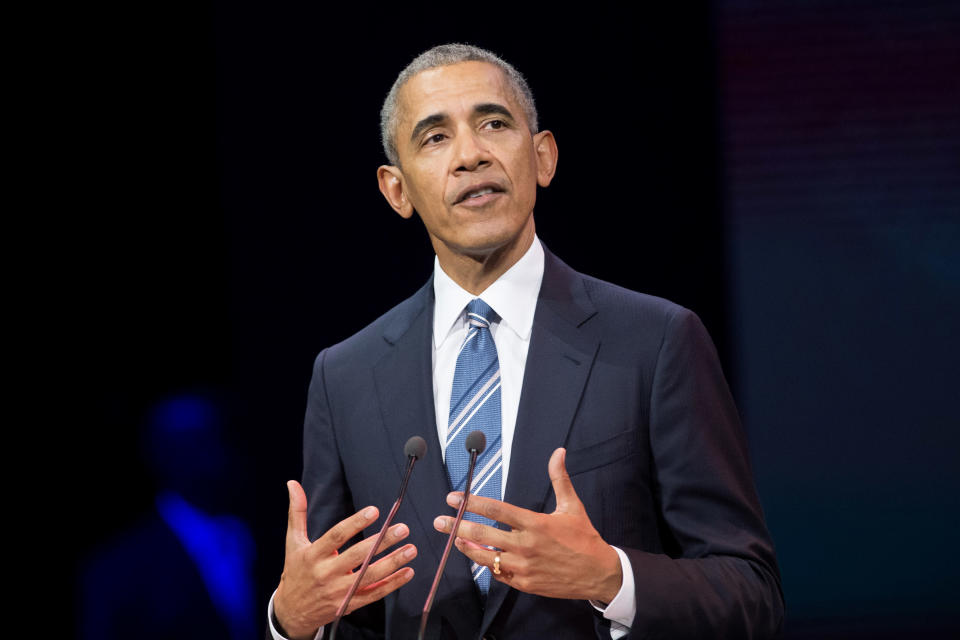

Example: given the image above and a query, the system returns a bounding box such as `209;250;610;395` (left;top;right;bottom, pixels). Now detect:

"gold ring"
493;554;501;575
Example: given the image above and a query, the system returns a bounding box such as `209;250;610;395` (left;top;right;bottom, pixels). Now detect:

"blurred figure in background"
80;392;257;640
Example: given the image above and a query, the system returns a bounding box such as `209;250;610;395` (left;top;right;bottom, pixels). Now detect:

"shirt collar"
433;235;545;349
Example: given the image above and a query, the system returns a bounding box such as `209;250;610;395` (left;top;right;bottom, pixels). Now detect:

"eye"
485;119;506;130
424;132;446;146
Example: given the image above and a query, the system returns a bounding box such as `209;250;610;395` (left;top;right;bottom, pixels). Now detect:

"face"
378;61;557;264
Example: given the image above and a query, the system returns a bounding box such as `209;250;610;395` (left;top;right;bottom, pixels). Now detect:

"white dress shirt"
430;233;545;491
268;236;635;639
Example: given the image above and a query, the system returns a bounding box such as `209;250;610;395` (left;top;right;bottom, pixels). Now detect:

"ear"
377;165;415;219
532;130;559;187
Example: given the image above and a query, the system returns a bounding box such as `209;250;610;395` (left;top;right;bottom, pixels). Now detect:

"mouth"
453;182;506;205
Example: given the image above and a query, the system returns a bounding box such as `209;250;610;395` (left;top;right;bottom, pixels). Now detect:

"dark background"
67;1;959;637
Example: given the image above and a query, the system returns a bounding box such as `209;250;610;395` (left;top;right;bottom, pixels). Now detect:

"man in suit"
269;44;783;639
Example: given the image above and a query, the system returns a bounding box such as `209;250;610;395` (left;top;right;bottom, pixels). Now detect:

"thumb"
548;448;584;514
285;480;310;550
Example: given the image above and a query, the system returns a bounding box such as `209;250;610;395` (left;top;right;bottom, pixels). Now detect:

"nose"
452;127;491;173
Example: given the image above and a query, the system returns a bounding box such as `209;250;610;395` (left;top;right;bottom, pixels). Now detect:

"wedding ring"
493;553;501;575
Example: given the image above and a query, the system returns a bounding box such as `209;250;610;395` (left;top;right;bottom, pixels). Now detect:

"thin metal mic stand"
418;432;485;640
330;446;422;640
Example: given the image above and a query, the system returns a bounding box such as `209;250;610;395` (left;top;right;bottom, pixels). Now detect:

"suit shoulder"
574;270;718;359
315;280;432;370
573;270;720;374
578;271;691;324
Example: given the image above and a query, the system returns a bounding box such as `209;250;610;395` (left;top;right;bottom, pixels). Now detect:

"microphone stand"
330;450;421;640
418;445;480;640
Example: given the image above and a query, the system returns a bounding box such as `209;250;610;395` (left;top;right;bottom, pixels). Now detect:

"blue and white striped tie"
445;298;503;595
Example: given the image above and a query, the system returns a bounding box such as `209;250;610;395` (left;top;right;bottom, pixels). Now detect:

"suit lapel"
481;248;601;633
371;279;482;618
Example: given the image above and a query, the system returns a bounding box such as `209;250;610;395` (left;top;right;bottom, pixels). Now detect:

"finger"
348;567;415;614
446;492;531;529
312;505;379;557
358;543;418;588
373;523;410;555
458;538;487;552
285;480;310;550
433;516;511;550
338;523;411;570
548;448;584;514
452;537;501;576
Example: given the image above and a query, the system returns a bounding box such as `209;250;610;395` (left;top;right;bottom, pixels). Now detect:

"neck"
434;220;535;295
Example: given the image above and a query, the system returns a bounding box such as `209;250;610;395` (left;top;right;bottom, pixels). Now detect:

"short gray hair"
379;43;539;166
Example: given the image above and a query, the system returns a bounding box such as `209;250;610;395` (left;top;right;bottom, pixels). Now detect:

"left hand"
433;447;623;603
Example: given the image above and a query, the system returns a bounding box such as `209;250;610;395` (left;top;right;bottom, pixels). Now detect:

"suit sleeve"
626;308;784;639
298;349;386;640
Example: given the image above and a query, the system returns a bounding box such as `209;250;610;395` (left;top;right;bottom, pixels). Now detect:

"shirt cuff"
267;590;324;640
589;547;636;638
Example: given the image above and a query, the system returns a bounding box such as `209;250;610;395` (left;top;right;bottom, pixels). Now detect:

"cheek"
514;164;540;208
509;146;541;194
405;175;444;215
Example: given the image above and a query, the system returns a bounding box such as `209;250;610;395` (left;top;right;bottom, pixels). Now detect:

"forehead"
396;61;520;130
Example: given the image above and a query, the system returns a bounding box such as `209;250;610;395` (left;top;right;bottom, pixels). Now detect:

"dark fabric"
82;509;231;640
291;246;783;640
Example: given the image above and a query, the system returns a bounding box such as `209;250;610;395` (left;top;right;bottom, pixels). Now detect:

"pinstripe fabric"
445;298;502;595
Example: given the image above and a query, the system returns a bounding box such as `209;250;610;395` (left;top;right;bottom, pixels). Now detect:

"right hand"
273;480;417;640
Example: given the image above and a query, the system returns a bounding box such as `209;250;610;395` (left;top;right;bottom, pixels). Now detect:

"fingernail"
434;516;447;531
447;493;462;506
393;523;408;538
364;507;377;520
404;546;416;559
454;536;463;548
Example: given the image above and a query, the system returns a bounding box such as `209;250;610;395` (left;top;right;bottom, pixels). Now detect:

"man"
268;44;783;639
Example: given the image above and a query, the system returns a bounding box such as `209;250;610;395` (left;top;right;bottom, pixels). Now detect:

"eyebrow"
473;102;515;121
408;102;517;145
410;113;449;145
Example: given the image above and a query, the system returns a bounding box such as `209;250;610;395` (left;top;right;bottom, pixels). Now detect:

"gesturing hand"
274;481;417;640
433;447;622;603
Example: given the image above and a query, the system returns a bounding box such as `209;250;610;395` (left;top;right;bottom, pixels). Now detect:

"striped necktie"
445;298;503;595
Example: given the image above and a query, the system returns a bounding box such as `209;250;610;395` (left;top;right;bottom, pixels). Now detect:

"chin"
455;230;530;258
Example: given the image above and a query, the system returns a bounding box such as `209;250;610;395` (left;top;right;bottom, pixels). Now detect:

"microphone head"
404;435;427;459
465;430;486;454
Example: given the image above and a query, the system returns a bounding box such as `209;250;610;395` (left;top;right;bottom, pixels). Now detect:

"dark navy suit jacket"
295;247;783;639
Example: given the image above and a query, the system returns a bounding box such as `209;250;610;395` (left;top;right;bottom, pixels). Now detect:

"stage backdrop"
719;1;959;637
69;2;959;637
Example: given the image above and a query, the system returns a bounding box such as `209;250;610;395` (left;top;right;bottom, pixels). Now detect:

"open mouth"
454;183;505;204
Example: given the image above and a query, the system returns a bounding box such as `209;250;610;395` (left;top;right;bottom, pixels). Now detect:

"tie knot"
465;298;496;329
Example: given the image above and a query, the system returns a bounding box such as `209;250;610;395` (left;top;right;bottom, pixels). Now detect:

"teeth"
467;187;494;199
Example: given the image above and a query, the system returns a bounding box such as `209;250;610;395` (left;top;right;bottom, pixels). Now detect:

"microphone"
330;435;427;640
418;430;486;640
